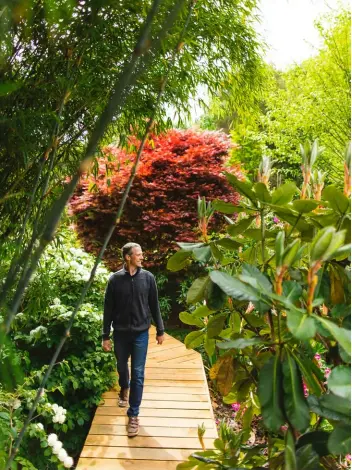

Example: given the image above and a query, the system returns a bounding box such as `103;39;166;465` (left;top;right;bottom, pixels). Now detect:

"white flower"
47;433;58;446
35;423;44;430
53;297;61;305
12;399;21;410
52;415;59;423
15;312;24;318
51;404;59;412
52;440;63;454
57;414;66;424
58;448;68;462
63;456;74;468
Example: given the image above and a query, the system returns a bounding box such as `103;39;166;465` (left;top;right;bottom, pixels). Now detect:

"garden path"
76;326;217;469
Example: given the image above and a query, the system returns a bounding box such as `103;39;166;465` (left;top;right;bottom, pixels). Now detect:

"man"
102;242;165;437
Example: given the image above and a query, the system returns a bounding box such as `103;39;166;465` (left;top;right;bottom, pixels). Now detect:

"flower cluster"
47;434;73;468
50;403;67;424
231;402;241;412
29;325;48;340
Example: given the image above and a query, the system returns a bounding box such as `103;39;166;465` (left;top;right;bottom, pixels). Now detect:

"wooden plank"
145;373;203;380
77;458;184;469
153;350;199;363
85;435;214;449
103;386;207;397
89;424;218;438
102;393;208;402
145;367;203;375
96;407;213;418
92;415;216;428
100;399;209;409
144;379;205;386
145;363;202;369
81;446;202;461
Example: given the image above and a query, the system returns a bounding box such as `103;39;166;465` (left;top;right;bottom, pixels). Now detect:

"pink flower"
215;419;220;425
280;425;288;432
314;354;321;360
303;382;309;397
231;402;241;412
324;368;331;379
273;216;280;224
346;454;351;462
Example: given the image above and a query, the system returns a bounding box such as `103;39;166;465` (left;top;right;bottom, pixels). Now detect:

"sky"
255;0;348;69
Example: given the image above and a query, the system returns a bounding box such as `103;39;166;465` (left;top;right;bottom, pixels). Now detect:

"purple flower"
273;216;280;224
231;402;241;412
324;368;331;379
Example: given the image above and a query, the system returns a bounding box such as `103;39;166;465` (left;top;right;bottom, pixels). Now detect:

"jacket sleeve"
102;276;114;340
148;274;164;336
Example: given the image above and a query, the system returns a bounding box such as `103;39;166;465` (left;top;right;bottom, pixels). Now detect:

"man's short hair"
122;242;141;261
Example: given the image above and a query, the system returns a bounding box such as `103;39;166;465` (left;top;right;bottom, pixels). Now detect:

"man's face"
127;246;143;268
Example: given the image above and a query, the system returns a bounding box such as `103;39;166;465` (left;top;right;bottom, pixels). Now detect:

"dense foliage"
201;8;351;184
170;143;351;469
0;229;116;468
70;129;242;269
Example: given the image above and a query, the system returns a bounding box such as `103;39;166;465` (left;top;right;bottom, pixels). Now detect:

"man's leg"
127;329;149;432
113;331;132;406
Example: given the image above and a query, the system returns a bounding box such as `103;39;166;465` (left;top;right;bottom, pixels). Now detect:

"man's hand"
156;334;164;345
102;339;112;352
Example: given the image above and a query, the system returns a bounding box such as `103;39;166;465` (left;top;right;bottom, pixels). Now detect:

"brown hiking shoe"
127;416;139;437
118;388;129;407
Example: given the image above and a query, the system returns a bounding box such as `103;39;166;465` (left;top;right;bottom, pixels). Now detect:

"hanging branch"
4;1;195;467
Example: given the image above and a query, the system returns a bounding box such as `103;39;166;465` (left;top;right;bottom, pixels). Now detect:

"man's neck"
125;264;138;276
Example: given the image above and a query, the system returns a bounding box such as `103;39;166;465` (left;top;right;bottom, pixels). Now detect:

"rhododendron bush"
70;129;242;270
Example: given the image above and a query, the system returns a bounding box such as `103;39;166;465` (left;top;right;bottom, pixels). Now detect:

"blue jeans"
113;329;149;417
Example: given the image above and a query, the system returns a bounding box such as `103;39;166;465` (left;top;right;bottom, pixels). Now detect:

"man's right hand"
102;339;112;352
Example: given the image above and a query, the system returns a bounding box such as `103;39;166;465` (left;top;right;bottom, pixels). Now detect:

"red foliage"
69;129;242;270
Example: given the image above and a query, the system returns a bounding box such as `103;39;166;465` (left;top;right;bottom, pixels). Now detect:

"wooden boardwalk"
77;326;217;469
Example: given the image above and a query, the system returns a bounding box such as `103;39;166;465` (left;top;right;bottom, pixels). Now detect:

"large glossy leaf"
176;242;205;251
307;394;351;424
254;182;271;203
292;200;320;214
212;200;239;214
241;264;272;292
322;185;350;215
295;444;320;470
225;172;258;206
327;366;351;400
286;308;316;341
296;431;330;457
282;281;303;304
186;276;209;304
205;280;227;310
328;425;351;455
290;351;322;396
210;271;259;302
216;238;242;250
243;228;279;241
204;335;216;356
284;429;297;470
283;354;310;432
258;355;285;432
207;313;227;339
217;337;265;350
192;305;214;317
314;316;351;355
167;250;192;271
179;312;204;328
193;245;212;263
184;330;205;349
272;182;298;205
216;354;236;396
227;217;255;236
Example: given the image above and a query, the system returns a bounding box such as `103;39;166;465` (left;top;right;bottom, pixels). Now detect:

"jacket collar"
122;265;141;277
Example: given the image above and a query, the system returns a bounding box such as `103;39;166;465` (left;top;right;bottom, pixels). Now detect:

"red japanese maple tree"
69;129;242;270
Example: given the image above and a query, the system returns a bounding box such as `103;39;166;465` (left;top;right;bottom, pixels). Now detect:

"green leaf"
241;263;272;292
212;200;238;214
193;246;212;263
282;281;303;304
328;425;351;455
295;444;320;470
187;277;210;304
286;308;316;341
227;217;254;236
184;330;205;349
179;312;204;328
204;335;216;356
216;238;242;250
307;394;351;423
282;354;310;432
292;200;320;214
254;182;272;203
327;366;351;400
290;352;322;397
272;182;298;205
0;82;21;96
225;172;258;206
192;305;214;317
176;242;205;251
258;355;285;432
210;242;222;262
207;313;227;339
217;337;264;350
210;271;259;302
284;429;297;470
243;228;278;241
314;316;351;355
167;250;191;272
205;280;227;310
322;185;350;215
296;431;330;457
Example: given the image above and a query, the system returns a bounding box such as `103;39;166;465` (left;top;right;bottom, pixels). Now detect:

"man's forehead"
132;247;143;254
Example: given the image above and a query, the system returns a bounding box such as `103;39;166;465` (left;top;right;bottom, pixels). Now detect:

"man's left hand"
156;334;164;345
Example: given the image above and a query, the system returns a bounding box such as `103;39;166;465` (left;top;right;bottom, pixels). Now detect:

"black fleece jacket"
102;266;164;340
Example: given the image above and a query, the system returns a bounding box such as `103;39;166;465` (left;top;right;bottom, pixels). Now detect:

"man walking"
102;243;164;437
